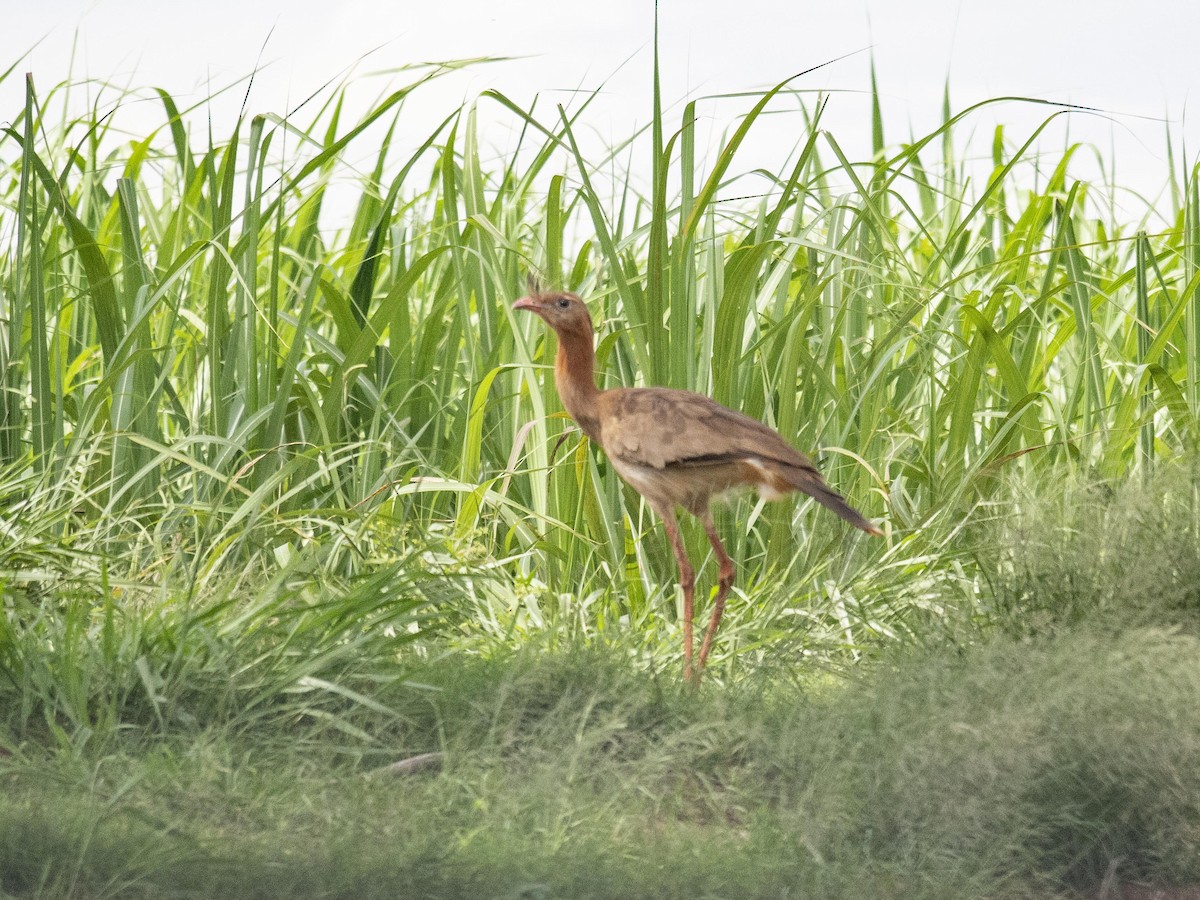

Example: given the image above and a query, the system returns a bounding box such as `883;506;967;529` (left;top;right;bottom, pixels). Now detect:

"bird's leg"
696;508;735;674
660;511;697;685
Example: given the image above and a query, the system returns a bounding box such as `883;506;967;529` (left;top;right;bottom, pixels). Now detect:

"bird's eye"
556;297;570;309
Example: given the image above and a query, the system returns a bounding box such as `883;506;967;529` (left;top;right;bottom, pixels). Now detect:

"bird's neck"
554;329;602;440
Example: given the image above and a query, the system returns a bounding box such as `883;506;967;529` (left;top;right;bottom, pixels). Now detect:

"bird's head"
513;289;594;340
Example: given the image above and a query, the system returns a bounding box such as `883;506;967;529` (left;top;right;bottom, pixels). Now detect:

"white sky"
7;0;1199;218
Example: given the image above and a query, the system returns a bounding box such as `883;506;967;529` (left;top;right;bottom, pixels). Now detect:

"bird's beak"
513;296;538;312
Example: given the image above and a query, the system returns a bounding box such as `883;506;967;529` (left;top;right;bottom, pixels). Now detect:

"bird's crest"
525;272;546;299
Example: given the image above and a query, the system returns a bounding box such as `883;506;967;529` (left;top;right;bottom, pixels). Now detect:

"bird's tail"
780;465;883;536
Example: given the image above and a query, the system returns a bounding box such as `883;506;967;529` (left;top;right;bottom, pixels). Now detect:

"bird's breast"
607;453;791;515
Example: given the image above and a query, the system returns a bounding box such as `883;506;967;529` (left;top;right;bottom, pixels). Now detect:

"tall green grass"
0;52;1198;714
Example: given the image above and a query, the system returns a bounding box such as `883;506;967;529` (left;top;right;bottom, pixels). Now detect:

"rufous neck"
553;329;601;439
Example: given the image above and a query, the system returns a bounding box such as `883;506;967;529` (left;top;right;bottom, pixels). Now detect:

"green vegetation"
5;617;1200;898
2;45;1200;897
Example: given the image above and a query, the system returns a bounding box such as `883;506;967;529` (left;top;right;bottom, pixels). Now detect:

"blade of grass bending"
18;76;54;469
677;54;863;247
1136;232;1155;470
6;130;124;363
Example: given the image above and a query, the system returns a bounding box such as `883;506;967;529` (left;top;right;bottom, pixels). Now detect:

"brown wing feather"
597;387;816;472
595;387;881;535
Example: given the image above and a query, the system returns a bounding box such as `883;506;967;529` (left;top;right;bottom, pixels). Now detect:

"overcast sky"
7;1;1198;216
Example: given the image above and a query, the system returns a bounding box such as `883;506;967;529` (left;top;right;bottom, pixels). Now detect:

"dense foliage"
2;54;1200;897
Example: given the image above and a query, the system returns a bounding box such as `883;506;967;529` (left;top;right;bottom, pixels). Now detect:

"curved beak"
513;296;538;312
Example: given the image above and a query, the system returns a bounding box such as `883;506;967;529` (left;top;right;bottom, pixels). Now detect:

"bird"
514;286;882;685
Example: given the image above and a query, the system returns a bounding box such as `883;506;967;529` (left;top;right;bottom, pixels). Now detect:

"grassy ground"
5;628;1200;899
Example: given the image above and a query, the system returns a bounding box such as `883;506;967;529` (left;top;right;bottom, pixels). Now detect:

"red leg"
660;511;697;685
697;508;735;673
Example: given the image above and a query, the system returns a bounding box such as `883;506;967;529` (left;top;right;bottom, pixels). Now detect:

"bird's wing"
597;387;817;473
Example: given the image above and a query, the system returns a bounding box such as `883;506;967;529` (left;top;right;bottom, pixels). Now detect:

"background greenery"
2;48;1200;897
